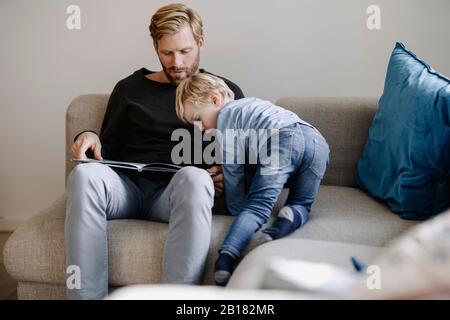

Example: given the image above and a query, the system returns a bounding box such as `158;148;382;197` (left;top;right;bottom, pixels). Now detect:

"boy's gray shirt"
215;97;314;215
217;97;313;132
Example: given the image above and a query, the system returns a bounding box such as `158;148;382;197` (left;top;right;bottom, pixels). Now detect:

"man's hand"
71;132;103;160
207;165;224;197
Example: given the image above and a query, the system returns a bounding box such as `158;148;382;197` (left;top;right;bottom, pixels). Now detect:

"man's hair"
176;73;235;123
149;3;203;44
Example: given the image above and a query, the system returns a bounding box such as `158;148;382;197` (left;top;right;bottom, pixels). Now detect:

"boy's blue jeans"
219;122;330;258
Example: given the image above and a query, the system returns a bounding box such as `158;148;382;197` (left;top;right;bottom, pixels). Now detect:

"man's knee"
67;163;108;188
172;166;214;197
66;164;112;222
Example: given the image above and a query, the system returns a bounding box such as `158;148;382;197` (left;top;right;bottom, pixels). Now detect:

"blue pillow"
356;42;450;220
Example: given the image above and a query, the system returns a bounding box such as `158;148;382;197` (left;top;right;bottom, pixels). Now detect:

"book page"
72;158;145;170
72;159;218;176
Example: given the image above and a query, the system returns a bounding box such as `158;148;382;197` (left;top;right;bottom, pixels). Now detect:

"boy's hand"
207;165;224;197
71;132;103;160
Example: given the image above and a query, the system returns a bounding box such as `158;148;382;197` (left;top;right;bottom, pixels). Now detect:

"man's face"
155;24;204;85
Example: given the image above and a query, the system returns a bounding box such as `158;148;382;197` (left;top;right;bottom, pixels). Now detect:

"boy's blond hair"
149;3;203;45
176;73;235;123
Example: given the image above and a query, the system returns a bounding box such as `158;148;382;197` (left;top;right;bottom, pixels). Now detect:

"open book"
72;159;217;176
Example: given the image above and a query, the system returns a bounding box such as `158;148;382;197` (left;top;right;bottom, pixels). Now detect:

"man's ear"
197;36;205;50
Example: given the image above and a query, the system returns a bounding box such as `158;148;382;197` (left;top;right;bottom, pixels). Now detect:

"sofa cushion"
4;186;417;287
356;42;450;219
2;195;236;286
2;192;277;287
283;185;418;246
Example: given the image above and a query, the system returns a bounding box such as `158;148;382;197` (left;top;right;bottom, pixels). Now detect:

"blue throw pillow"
356;42;450;220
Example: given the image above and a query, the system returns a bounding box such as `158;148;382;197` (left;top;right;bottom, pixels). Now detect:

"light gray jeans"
65;163;214;300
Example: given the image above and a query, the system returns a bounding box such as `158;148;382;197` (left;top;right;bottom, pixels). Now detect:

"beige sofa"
3;95;419;299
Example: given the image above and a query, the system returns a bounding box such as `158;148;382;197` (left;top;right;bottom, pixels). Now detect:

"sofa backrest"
66;95;378;187
276;97;378;186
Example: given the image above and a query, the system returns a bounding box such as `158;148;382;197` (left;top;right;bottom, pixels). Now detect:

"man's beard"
161;52;200;85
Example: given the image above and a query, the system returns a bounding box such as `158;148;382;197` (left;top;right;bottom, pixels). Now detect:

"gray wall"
1;0;449;221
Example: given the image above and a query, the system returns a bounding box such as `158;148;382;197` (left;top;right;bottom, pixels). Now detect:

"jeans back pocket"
309;137;330;179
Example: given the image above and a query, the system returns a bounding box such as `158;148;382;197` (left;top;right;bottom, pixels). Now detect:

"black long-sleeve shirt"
95;68;244;167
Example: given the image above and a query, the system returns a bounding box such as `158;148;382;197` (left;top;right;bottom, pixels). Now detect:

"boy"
176;73;329;285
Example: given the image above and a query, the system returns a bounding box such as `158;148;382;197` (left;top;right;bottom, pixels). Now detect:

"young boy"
175;73;330;286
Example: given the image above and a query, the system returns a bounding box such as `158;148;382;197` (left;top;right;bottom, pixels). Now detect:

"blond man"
66;4;244;299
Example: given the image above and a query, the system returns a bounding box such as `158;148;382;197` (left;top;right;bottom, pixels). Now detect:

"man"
66;3;244;299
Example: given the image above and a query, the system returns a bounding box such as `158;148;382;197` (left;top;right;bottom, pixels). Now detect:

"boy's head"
176;73;235;130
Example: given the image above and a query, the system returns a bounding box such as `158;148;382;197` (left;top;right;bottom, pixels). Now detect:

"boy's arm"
222;164;247;216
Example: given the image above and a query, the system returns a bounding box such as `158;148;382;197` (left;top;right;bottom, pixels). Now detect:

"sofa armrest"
276;97;378;186
3;195;67;284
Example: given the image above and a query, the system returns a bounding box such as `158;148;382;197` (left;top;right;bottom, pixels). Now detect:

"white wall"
1;0;449;222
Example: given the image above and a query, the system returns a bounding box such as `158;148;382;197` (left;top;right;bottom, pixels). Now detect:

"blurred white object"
257;257;356;297
107;284;318;300
347;209;450;299
251;210;450;299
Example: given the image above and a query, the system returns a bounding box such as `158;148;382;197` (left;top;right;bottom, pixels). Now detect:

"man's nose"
172;53;183;68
